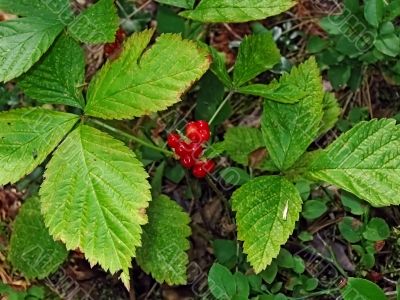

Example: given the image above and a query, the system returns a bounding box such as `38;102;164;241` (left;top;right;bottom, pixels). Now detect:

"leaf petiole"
88;119;174;157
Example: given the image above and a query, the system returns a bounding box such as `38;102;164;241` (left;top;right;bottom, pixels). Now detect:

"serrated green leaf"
233;33;280;87
261;57;324;170
318;92;340;136
67;0;119;44
8;197;68;279
223;127;265;166
155;0;195;9
306;119;400;207
238;80;307;104
136;195;191;285
40;124;151;287
180;0;296;23
232;176;302;273
208;263;236;299
0;0;73;22
0;17;64;82
18;34;85;109
0;108;78;185
85;29;210;120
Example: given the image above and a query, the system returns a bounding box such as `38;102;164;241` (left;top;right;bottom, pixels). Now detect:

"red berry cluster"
104;28;126;58
167;121;216;178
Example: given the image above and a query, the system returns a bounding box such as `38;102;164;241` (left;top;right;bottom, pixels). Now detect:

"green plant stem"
291;288;340;299
89;119;174;157
209;91;234;125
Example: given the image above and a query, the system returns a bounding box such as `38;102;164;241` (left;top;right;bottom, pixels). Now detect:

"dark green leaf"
363;218;390;241
156;0;195;9
342;278;387;300
364;0;384;28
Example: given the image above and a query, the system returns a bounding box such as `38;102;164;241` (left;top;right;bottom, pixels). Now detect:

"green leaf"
85;29;210;120
136;195;191;285
180;0;296;23
207;46;232;87
307;36;328;54
213;239;238;269
8;197;68;279
374;22;400;57
0;17;64;82
208;263;236;299
318;92;341;136
302;200;327;220
233;33;280;87
0;108;78;185
339;216;364;243
238;80;307;104
342;278;387;300
67;0;119;44
306;119;400;207
364;0;384;28
261;57;324;170
155;0;195;9
223;127;265;166
18;34;85;109
363;218;390;241
328;65;352;90
40;124;151;288
220;167;251;186
0;0;73;22
195;71;226;123
232;176;302;273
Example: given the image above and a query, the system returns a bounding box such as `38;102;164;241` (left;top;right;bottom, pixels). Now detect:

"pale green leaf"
238;81;306;104
8;197;68;279
306;119;400;207
0;17;64;82
233;33;280;87
155;0;195;9
67;0;119;44
85;29;210;120
180;0;296;23
40;124;151;287
318;92;341;136
223;127;265;166
0;0;73;22
18;34;85;109
261;57;324;170
232;176;302;273
136;195;191;285
0;108;78;185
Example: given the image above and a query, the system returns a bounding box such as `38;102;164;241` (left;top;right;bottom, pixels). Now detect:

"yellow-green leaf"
40;125;151;287
85;29;211;120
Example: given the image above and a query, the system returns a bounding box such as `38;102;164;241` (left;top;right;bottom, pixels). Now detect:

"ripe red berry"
192;160;215;178
180;155;195;169
186;120;211;143
175;142;192;157
197;120;210;130
190;142;203;158
167;133;181;149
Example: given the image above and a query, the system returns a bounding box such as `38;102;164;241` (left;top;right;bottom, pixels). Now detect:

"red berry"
192;164;207;178
186;121;211;143
197;120;210;130
175;142;192;157
192;160;215;178
190;142;203;158
199;129;210;142
167;133;181;149
180;155;195;169
202;160;216;173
